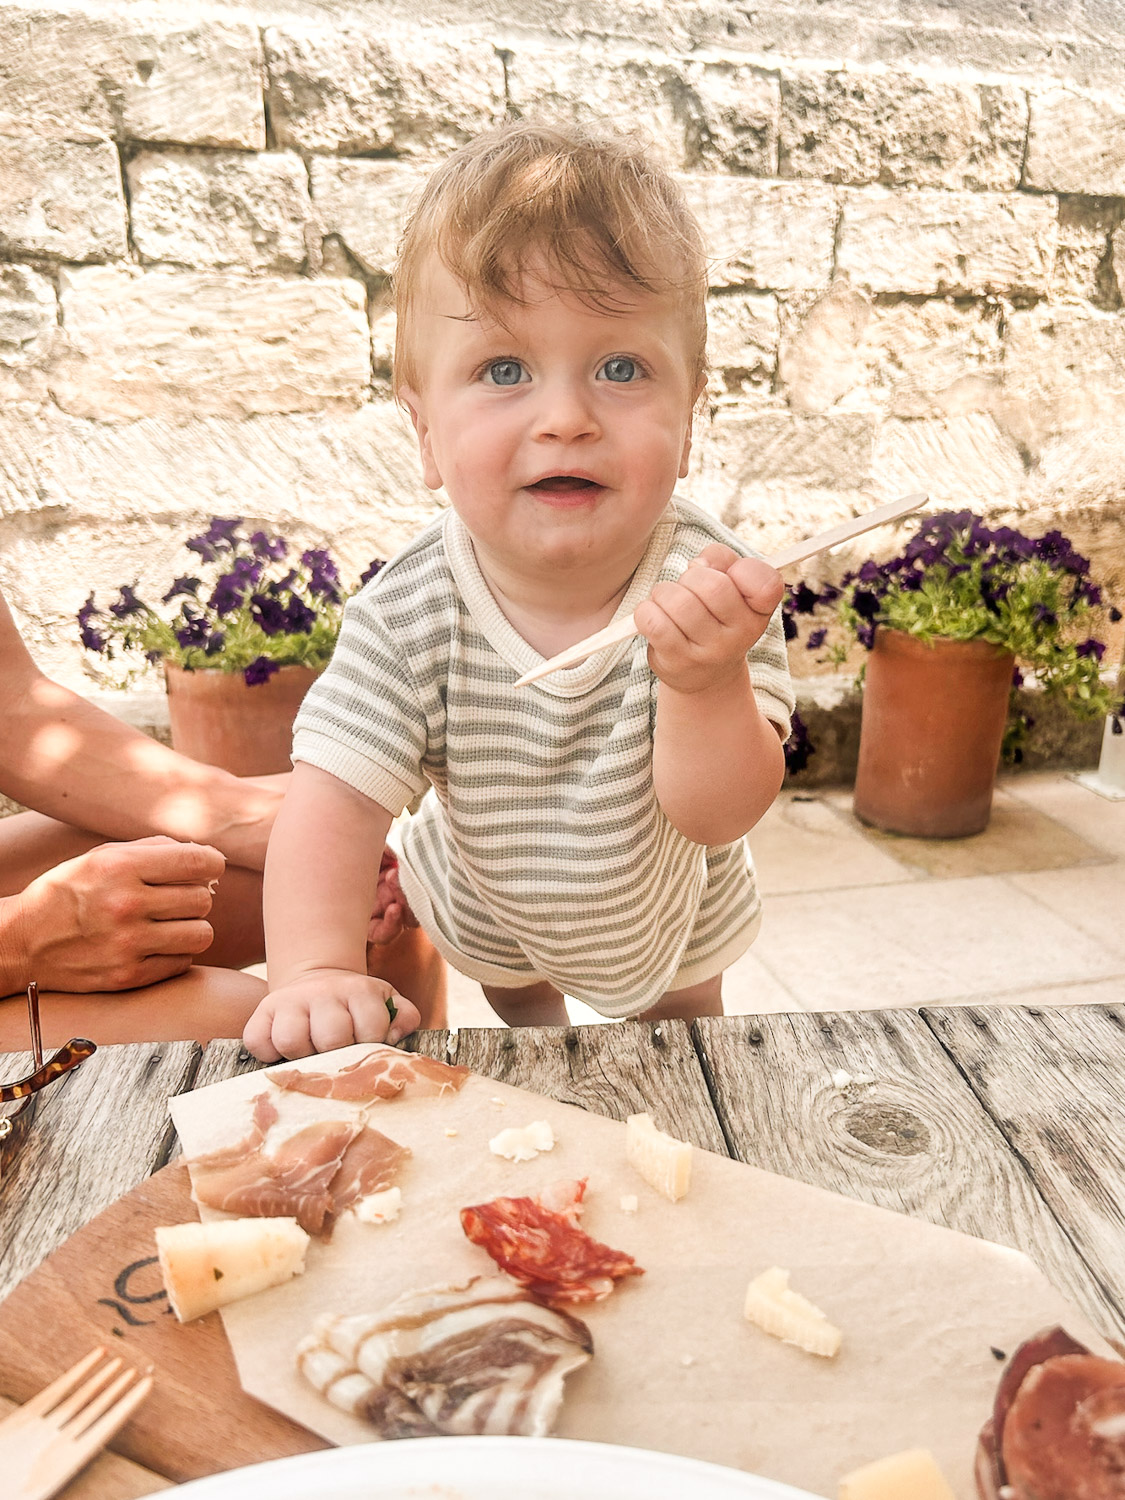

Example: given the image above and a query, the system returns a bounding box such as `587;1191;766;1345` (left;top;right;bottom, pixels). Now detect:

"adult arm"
0;592;281;870
245;762;420;1061
638;545;788;845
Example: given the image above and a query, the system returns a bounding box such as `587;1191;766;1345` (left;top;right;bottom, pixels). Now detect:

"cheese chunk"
156;1217;309;1322
353;1187;402;1225
489;1120;555;1161
743;1267;842;1358
625;1112;692;1201
838;1449;956;1500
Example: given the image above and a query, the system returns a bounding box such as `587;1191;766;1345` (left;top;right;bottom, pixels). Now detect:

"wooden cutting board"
0;1160;329;1486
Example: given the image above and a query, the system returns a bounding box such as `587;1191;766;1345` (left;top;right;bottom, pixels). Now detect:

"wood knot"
843;1102;931;1157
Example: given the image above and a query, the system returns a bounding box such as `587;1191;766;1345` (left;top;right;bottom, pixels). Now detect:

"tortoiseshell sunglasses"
0;983;96;1147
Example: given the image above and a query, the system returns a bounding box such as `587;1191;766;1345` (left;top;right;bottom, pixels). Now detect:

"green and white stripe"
293;498;794;1018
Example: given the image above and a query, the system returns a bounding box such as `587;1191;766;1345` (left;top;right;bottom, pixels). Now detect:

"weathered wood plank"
193;1039;265;1091
409;1022;729;1153
925;1003;1125;1338
693;1009;1124;1340
0;1042;199;1301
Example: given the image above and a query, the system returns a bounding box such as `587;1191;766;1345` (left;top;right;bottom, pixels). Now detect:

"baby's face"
398;255;701;589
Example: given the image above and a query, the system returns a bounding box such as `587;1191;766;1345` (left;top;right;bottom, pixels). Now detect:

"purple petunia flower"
284;596;317;635
806;627;828;650
162;575;202;603
109;584;145;619
250;592;289;636
359;558;386;587
302;548;342;603
782;611;798;642
209;573;248;617
244;655;280;687
250;530;287;562
1075;638;1106;662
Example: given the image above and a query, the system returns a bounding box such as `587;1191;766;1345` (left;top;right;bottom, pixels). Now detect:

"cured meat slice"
460;1182;643;1305
1001;1356;1125;1499
976;1327;1125;1500
269;1046;470;1103
296;1275;593;1439
187;1092;410;1238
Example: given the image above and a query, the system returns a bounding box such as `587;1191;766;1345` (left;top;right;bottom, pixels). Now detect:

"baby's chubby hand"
633;543;784;696
243;969;421;1063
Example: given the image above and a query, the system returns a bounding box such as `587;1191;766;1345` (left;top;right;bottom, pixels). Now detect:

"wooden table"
2;1005;1125;1496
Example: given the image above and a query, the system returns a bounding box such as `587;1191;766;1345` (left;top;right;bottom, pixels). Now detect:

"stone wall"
1;0;1123;686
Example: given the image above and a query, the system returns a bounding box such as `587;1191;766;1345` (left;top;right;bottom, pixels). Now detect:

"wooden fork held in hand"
513;490;929;687
0;1345;154;1500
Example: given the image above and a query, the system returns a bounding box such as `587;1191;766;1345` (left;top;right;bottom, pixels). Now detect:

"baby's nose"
532;379;600;442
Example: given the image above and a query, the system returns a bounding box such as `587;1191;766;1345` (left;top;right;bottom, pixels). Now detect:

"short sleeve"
292;592;430;816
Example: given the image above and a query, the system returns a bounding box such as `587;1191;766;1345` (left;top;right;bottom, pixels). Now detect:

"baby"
247;122;795;1062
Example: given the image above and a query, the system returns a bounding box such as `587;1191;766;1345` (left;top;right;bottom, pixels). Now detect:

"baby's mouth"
527;475;603;495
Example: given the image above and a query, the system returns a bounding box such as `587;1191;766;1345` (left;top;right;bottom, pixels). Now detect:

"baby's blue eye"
484;359;526;386
600;357;638;383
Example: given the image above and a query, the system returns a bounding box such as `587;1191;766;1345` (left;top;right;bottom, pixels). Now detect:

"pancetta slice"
460;1182;643;1305
269;1046;470;1103
187;1092;410;1237
976;1327;1125;1500
296;1276;593;1439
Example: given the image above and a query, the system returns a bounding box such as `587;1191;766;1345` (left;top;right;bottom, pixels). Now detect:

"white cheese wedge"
489;1120;555;1161
625;1112;692;1201
353;1187;402;1225
743;1267;842;1358
156;1217;309;1323
838;1448;956;1499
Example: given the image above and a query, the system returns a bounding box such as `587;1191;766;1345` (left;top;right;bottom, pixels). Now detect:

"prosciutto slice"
976;1326;1125;1499
297;1275;593;1439
187;1092;410;1237
269;1046;470;1103
460;1181;643;1305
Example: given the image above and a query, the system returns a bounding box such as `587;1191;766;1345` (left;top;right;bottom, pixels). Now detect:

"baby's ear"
397;386;443;491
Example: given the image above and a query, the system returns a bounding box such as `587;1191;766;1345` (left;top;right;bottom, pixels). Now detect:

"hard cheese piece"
489;1120;555;1161
156;1217;310;1322
744;1267;842;1358
625;1111;692;1201
838;1448;956;1499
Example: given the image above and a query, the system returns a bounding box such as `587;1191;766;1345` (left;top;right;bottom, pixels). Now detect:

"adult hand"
634;543;784;696
243;969;420;1062
4;836;224;994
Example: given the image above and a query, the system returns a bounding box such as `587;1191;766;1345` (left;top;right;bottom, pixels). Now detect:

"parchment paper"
169;1044;1110;1499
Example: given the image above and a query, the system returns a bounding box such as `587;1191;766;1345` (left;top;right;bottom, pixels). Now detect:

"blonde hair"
392;122;708;394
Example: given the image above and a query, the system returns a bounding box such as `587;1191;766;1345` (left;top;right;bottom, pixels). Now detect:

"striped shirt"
292;498;794;1018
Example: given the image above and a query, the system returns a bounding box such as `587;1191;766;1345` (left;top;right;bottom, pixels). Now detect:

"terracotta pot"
163;662;323;777
853;629;1015;838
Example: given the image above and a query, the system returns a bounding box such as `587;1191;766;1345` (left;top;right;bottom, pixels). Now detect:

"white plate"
171;1437;822;1499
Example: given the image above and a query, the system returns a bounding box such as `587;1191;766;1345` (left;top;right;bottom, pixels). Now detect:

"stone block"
872;413;1027;509
779;68;1025;191
1026;86;1125;196
370;289;396;379
998;304;1125;456
0;264;55;365
1113;223;1125;303
779;283;1004;418
128;150;314;273
311;158;427;278
265;24;505;155
679;175;836;290
836;186;1057;296
48;267;371;421
505;47;688;168
0;10;264;148
0;136;126;261
689;407;876;532
1051;197;1124;304
705;291;779;396
683;60;779;175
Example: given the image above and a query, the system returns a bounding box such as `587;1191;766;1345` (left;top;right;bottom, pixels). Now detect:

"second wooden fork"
0;1345;154;1500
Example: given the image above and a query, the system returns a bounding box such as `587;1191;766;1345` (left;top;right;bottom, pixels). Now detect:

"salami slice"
460;1183;643;1305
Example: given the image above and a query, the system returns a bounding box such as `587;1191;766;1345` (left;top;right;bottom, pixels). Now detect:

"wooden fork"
0;1345;154;1500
